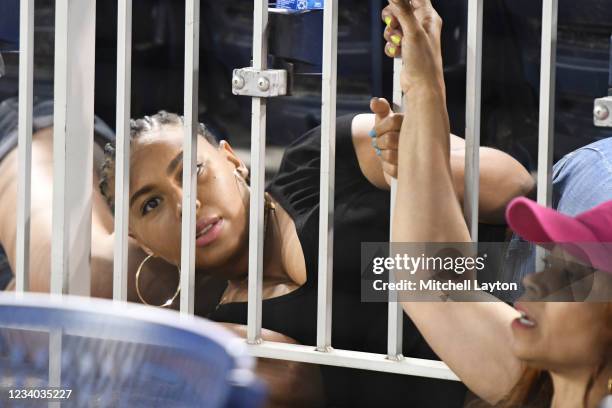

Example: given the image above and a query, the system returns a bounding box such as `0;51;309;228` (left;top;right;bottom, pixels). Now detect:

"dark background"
1;0;611;172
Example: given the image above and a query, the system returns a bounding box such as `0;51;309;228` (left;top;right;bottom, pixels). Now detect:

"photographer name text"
372;279;518;292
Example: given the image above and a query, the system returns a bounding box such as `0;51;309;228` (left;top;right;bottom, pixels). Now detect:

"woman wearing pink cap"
382;0;611;407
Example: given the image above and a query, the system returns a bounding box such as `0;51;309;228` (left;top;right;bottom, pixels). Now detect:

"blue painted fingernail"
368;129;376;138
371;139;377;147
375;148;381;156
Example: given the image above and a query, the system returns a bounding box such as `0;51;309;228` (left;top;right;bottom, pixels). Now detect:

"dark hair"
501;367;553;408
99;111;217;211
500;300;612;408
466;302;612;408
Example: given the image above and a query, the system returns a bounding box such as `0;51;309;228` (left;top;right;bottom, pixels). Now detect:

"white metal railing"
247;0;269;344
464;0;483;242
13;0;559;382
535;0;558;271
50;0;96;296
180;0;200;315
387;58;403;361
15;0;34;293
316;0;338;353
113;0;132;302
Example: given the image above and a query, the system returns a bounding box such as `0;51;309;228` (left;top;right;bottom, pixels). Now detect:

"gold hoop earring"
135;254;180;308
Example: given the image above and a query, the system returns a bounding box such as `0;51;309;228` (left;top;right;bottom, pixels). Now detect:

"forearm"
355;112;533;224
393;87;469;243
450;147;535;224
402;301;523;403
393;86;523;402
385;2;526;403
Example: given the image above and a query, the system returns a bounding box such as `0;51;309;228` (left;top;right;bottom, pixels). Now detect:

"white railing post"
316;0;338;353
247;341;459;380
387;58;403;361
536;0;558;271
247;0;269;343
464;0;483;241
51;0;96;295
180;0;200;315
16;0;34;293
113;0;133;302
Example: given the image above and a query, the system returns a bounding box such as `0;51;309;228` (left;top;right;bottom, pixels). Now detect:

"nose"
175;198;202;219
522;273;547;301
522;270;573;301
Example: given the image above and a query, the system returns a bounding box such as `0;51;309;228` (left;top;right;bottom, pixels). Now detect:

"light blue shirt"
503;137;612;300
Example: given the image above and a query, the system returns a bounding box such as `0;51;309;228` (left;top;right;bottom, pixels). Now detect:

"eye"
196;161;206;176
179;162;206;180
142;197;162;215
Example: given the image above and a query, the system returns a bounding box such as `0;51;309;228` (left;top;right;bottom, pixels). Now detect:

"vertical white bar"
536;0;558;270
180;0;200;315
51;0;96;295
464;0;483;242
316;0;338;352
387;58;403;360
247;0;268;344
48;330;62;408
113;0;133;301
16;0;34;292
51;0;68;295
392;59;403;113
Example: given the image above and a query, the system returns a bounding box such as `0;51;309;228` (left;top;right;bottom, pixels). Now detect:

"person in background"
504;136;612;296
0;95;531;406
0;99;324;408
94;106;531;406
383;1;611;407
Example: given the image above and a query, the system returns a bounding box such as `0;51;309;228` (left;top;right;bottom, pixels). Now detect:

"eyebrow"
130;185;155;209
129;150;187;209
166;151;183;176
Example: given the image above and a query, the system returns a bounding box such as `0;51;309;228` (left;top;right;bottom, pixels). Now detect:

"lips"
513;303;537;329
195;216;224;247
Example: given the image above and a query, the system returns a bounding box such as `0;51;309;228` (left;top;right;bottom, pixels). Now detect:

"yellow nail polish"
391;35;401;46
388;46;396;56
384;16;392;26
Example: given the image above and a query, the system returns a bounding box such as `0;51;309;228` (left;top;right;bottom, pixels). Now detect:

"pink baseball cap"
506;197;612;273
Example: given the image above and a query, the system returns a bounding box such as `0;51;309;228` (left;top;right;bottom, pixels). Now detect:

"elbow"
493;149;535;202
505;166;536;209
479;157;535;224
514;167;536;200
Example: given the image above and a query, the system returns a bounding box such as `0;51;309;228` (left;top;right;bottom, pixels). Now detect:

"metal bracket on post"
596;36;612;127
232;67;287;97
594;97;612;127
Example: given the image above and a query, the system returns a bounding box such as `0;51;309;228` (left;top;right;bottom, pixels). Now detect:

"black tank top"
208;115;467;407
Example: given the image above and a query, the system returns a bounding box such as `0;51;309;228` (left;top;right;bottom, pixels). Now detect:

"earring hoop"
135;254;180;308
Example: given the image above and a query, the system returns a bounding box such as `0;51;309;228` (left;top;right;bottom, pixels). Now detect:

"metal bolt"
257;76;270;91
232;75;245;89
594;103;609;121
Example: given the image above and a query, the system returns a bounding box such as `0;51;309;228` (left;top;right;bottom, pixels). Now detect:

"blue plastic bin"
0;293;266;408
